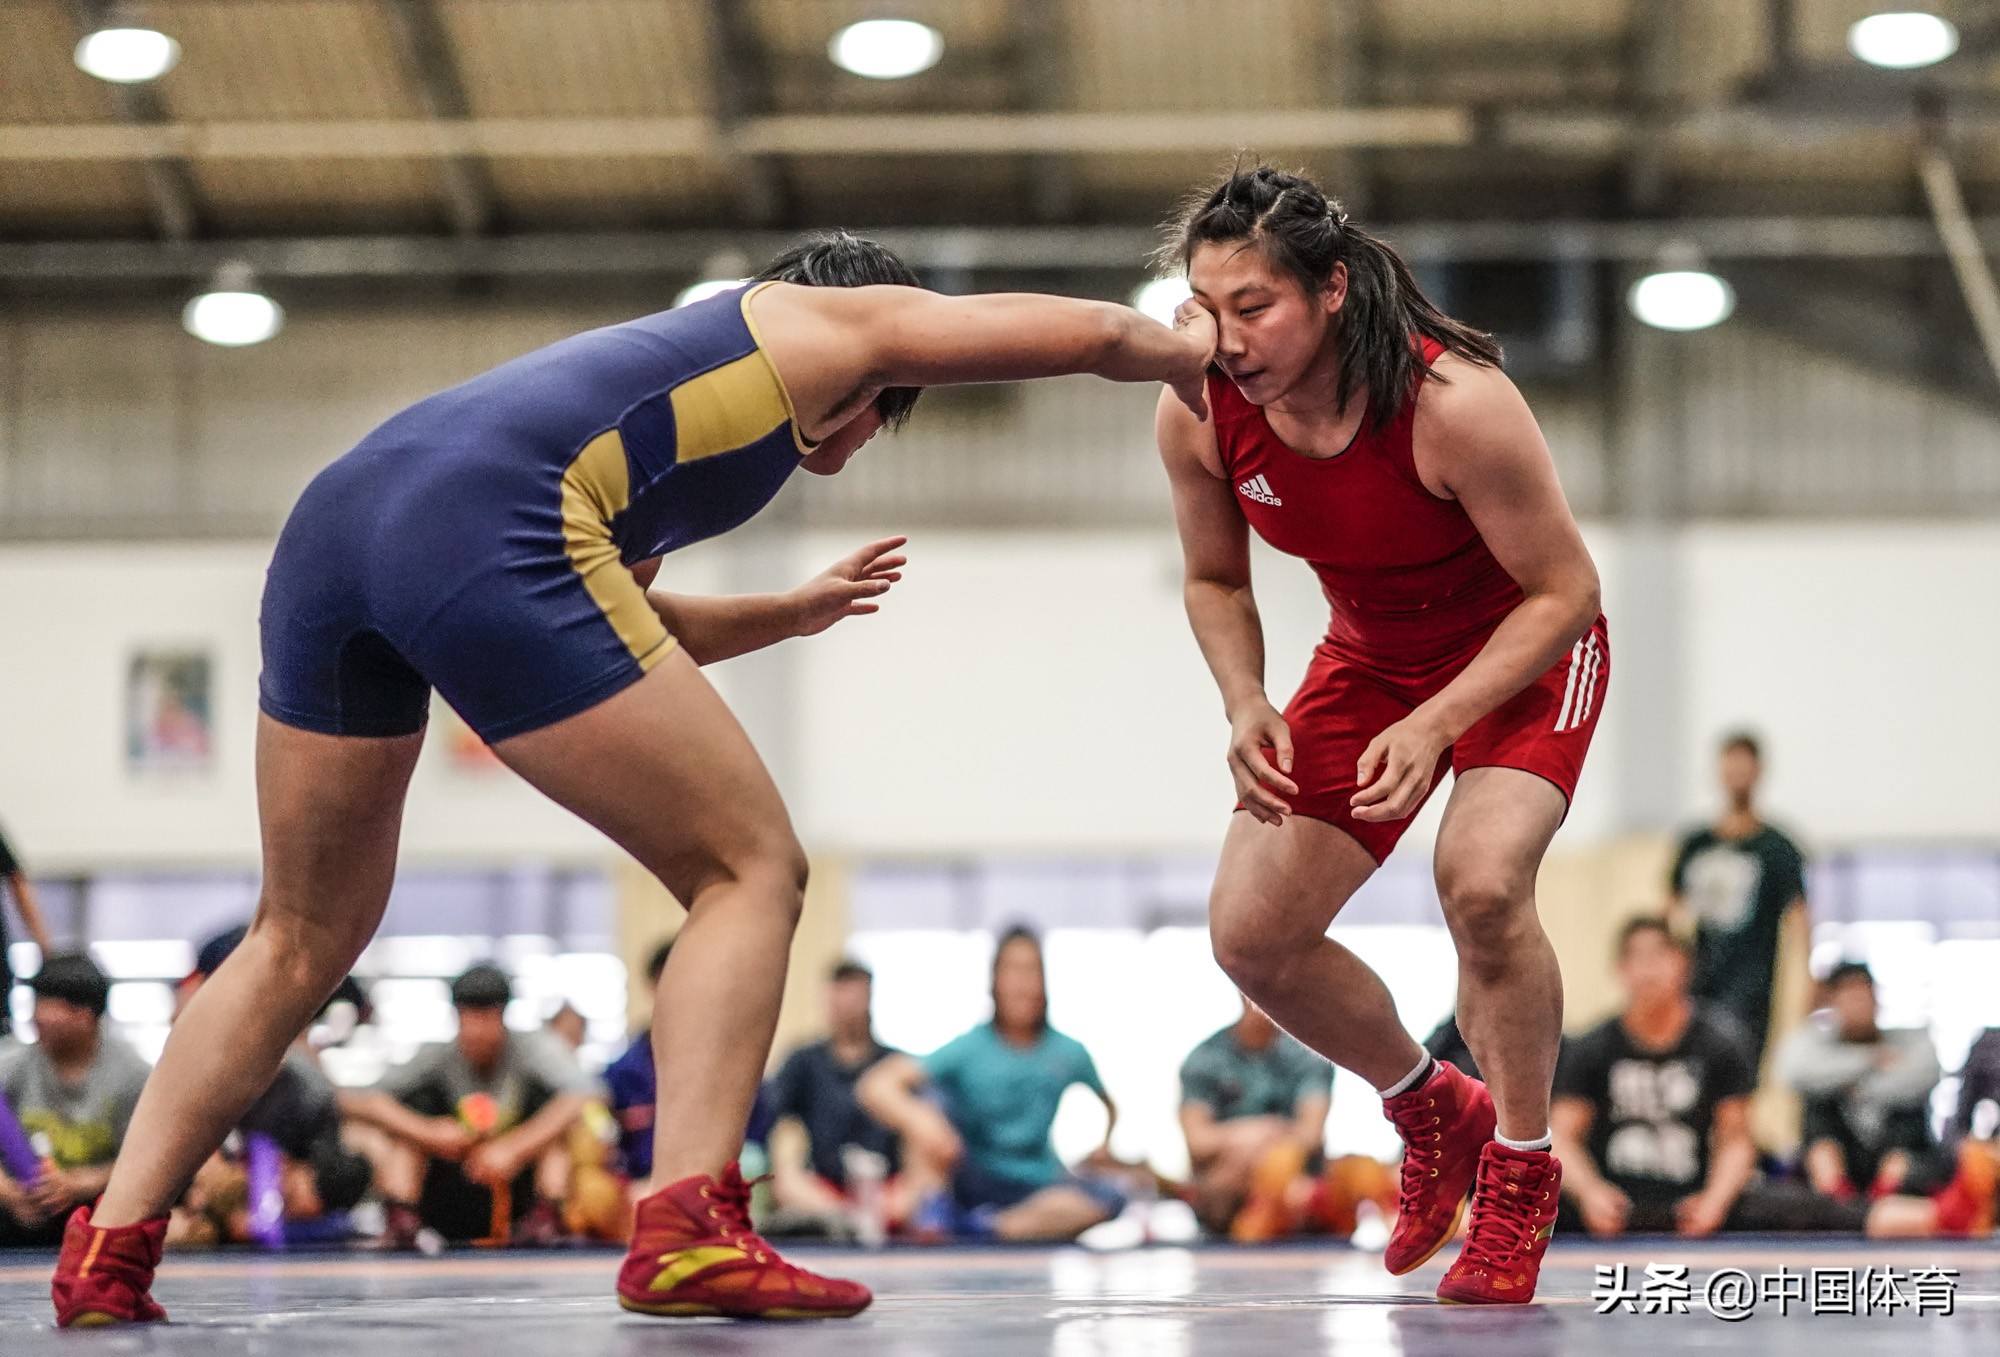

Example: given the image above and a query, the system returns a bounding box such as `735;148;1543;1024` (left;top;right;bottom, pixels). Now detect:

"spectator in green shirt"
1179;997;1333;1238
860;927;1123;1241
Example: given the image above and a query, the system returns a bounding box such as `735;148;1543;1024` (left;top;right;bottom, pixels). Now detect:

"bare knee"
1210;903;1302;1001
1437;868;1534;978
678;832;809;925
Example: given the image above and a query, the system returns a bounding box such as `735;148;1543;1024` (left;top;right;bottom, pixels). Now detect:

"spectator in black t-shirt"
0;820;55;1040
168;926;375;1246
1554;919;1994;1238
765;960;902;1225
1667;732;1809;1068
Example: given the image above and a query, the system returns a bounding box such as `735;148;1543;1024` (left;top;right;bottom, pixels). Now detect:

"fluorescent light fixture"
1848;12;1958;69
1132;277;1193;326
673;277;748;307
74;27;180;83
184;264;284;346
829;19;943;79
1628;269;1734;332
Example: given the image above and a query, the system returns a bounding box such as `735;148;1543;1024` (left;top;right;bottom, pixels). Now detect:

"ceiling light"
1848;12;1958;69
1132;277;1193;326
829;19;943;80
1628;269;1734;332
184;264;283;346
74;27;180;83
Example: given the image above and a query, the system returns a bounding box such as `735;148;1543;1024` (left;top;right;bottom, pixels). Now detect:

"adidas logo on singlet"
1238;474;1282;506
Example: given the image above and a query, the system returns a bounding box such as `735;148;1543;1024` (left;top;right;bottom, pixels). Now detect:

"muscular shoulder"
1155;385;1225;479
1412;352;1522;441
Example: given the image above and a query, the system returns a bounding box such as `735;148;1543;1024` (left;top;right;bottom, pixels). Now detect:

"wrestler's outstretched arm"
751;282;1218;440
629;536;908;666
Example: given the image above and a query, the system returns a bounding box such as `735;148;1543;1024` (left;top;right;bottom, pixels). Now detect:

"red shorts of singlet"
1266;615;1610;863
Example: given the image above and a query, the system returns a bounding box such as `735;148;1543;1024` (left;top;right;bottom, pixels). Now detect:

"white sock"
1495;1129;1553;1153
1379;1052;1435;1099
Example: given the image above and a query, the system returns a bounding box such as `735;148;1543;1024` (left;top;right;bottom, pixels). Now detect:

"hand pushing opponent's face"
800;405;887;476
1188;240;1347;407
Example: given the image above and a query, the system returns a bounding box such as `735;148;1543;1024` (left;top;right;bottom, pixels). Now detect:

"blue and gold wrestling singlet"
259;282;809;743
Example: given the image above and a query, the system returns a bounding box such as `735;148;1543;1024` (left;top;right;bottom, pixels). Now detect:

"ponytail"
1159;163;1501;428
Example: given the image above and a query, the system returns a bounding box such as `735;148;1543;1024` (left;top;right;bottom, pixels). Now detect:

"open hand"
1579;1181;1631;1237
1228;700;1298;826
790;536;908;638
1675;1190;1730;1238
1170;298;1216;420
1350;716;1450;823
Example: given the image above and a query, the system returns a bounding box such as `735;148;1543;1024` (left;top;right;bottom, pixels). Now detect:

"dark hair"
28;952;110;1017
1615;916;1689;962
1160;162;1501;429
991;925;1047;1032
755;229;924;430
1720;730;1763;760
1826;960;1875;989
831;959;873;985
449;963;513;1010
644;939;675;987
194;923;250;978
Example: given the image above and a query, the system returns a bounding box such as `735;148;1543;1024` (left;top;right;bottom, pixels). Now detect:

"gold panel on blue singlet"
669;352;792;464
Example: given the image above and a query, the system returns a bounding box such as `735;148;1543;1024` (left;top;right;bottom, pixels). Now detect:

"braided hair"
1159;164;1500;428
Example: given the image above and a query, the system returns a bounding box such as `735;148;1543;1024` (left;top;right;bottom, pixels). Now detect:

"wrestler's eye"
1240;305;1267;318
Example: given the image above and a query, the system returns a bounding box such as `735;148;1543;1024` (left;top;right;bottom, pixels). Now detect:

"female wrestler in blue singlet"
54;234;1218;1327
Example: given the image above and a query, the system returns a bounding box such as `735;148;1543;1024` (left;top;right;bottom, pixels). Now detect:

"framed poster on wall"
125;650;213;776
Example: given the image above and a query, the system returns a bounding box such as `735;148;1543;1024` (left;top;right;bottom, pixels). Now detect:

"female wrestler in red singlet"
1155;167;1607;1303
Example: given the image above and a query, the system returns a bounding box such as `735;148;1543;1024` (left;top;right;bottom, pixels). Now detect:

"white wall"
0;520;1994;870
1680;522;2000;842
0;543;611;869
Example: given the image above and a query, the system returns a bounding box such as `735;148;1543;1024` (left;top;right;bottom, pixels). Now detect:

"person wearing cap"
0;954;151;1246
0;819;55;1041
340;964;598;1246
169;926;375;1245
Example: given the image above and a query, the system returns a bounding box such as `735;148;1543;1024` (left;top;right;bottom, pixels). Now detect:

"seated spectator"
603;940;674;1183
859;926;1124;1242
1948;1027;2000;1146
342;964;596;1247
1778;961;1944;1199
169;926;374;1246
1179;996;1342;1240
1554;918;1994;1238
0;954;150;1247
546;1003;588;1056
764;960;904;1230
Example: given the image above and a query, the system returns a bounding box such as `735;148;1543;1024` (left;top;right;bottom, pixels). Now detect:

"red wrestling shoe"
51;1208;169;1328
1381;1060;1496;1274
616;1162;871;1320
1436;1142;1562;1304
1932;1139;1998;1237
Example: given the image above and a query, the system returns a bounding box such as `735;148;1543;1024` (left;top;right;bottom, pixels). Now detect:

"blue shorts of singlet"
257;433;673;744
257;288;805;745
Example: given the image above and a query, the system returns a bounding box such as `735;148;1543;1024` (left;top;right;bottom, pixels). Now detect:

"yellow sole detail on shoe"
63;1312;123;1328
1385;1196;1467;1277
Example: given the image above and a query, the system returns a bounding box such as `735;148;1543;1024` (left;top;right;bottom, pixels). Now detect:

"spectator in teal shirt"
860;926;1124;1240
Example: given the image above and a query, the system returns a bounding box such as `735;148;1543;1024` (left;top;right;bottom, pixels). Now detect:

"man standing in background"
1667;732;1809;1068
0;820;56;1040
